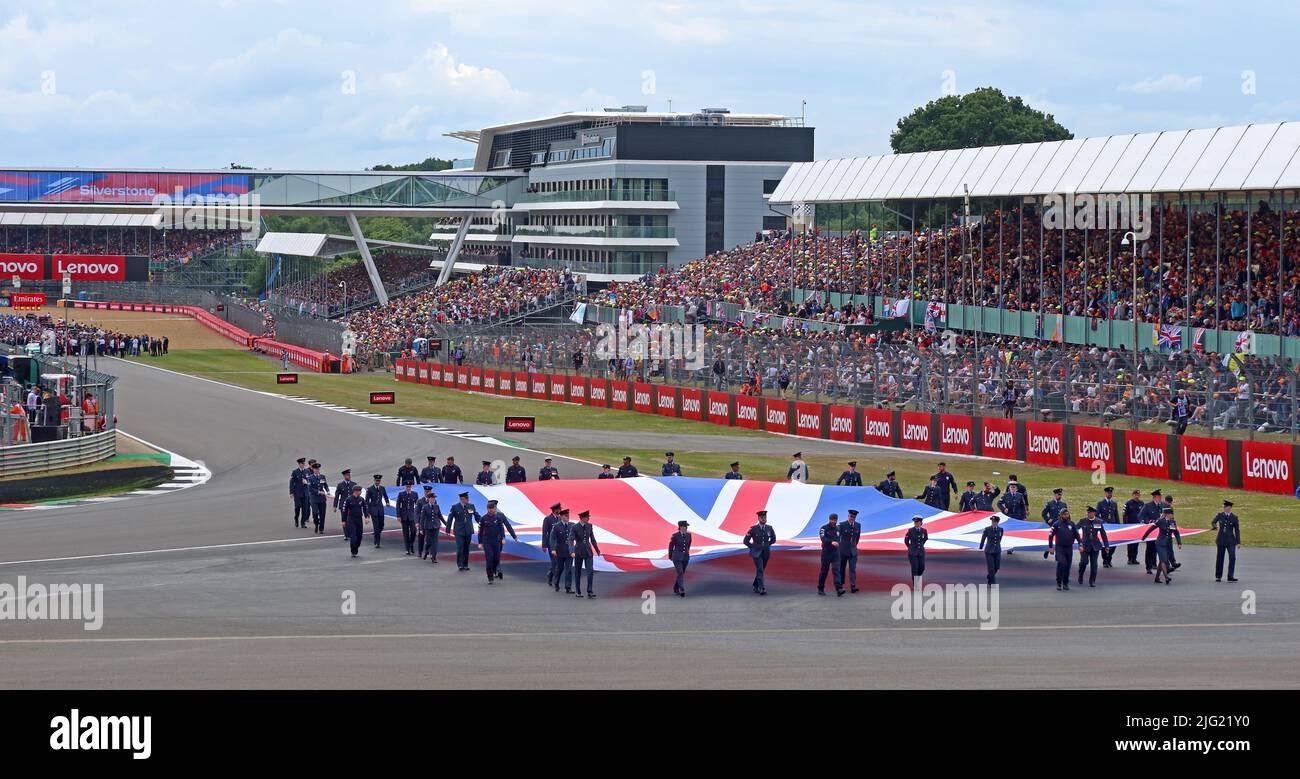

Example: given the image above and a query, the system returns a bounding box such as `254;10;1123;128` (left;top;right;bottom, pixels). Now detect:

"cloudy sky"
2;0;1297;169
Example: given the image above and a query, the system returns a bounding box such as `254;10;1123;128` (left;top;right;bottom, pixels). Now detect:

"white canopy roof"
0;211;163;227
770;121;1300;203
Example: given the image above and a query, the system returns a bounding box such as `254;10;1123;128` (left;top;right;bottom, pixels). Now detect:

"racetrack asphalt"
1;358;1297;689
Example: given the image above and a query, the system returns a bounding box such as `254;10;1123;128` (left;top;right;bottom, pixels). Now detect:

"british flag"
379;477;1200;572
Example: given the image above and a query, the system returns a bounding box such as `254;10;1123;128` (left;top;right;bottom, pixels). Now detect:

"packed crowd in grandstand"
590;203;1300;337
345;266;580;355
267;252;439;315
0;313;171;357
0;227;241;266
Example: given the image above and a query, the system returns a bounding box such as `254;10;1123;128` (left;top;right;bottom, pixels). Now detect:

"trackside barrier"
395;363;1300;497
251;338;330;373
60;299;257;348
0;429;117;477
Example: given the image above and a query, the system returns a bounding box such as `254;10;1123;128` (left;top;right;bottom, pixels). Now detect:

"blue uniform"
817;522;843;593
478;512;517;581
306;473;329;532
342;495;367;556
1048;519;1078;587
668;531;691;593
743;522;776;593
1075;517;1110;585
836;470;863;486
571;522;601;595
876;478;903;498
416;499;444;560
979;525;1004;584
1211;511;1241;580
396;489;420;554
974;486;1000;511
904;526;928;578
997;491;1027;520
549;520;574;591
365;484;390;546
290;466;311;527
931;471;959;510
837;519;861;590
1123;497;1144;564
447;502;479;569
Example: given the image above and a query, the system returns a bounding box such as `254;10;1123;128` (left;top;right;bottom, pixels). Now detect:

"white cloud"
1119;74;1203;94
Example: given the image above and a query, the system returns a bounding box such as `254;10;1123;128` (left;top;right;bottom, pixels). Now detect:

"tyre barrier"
393;360;1300;497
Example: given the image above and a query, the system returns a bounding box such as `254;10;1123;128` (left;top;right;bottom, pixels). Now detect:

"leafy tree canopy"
889;87;1072;154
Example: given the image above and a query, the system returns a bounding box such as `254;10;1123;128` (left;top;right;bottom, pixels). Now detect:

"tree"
889;87;1072;154
370;157;454;172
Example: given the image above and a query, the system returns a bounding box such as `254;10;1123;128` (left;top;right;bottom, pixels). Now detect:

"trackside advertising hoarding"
391;369;1299;496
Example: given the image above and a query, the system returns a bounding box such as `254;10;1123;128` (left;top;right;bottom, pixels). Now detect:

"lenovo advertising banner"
609;380;630;410
529;374;547;400
483;369;496;393
1072;425;1116;473
0;253;148;281
1179;435;1229;488
587;377;607;407
654;385;678;417
632;382;653;414
938;414;973;455
469;368;483;391
862;408;893;447
980;417;1016;460
828;405;857;443
679;388;703;421
548;374;568;400
567;376;586;404
1124;429;1170;479
1241;440;1294;494
1025;421;1065;467
442;366;455;385
706;391;732;426
762;398;791;433
733;395;760;430
513;374;528;396
900;411;932;451
795;401;823;439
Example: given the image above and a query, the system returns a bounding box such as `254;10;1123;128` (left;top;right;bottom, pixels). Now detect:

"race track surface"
2;358;1298;689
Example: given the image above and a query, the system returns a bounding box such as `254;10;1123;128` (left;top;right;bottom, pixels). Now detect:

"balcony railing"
513;224;675;240
516;189;675;204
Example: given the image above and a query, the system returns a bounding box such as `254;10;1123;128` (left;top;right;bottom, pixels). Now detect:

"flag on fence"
924;301;946;332
884;298;910;319
1156;324;1183;350
568;302;588;325
1050;314;1064;343
1192;327;1205;352
1234;330;1255;355
1034;312;1044;339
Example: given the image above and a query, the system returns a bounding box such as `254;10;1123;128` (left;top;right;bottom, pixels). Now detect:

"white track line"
0;534;344;567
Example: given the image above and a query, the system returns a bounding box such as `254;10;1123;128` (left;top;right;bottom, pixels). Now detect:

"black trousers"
542;546;553;582
818;550;842;591
345;519;363;556
1144;541;1157;571
310;502;326;531
293;496;310;527
1215;544;1237;579
552;554;573;590
455;535;471;568
1077;549;1100;584
484;542;502;578
370;510;385;545
985;552;1001;584
838;552;858;588
673;558;688;592
574;555;595;592
400;519;416;553
419;530;440;560
1054;548;1074;584
908;552;925;579
751;551;769;590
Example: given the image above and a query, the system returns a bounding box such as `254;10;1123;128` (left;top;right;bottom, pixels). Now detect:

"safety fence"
0;428;117;477
394;357;1300;498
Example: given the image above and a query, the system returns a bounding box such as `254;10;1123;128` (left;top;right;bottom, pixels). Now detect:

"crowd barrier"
58;299;332;372
394;358;1300;498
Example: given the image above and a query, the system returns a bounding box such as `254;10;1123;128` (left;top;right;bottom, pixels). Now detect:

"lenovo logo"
797;412;820;431
1128;443;1165;467
1077;439;1111;461
736;404;758;421
709;400;729;416
658;394;675;409
682;397;701;414
1245;455;1290;480
1028;434;1060;454
903;422;929;442
1182;450;1224;474
984;430;1013;450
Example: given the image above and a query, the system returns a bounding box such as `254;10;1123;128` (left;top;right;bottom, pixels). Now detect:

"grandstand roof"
770;121;1300;203
0;211;163;227
255;232;449;259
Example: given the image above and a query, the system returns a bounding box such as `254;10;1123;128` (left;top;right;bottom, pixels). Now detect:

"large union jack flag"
378;477;1201;572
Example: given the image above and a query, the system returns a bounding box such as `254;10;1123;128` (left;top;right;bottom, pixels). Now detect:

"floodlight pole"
1123;231;1140;427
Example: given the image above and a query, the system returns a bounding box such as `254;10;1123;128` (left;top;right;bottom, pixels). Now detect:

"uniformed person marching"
997;482;1027;520
447;492;479;570
876;471;903;498
419;456;441;484
597;464;616;479
1075;506;1110;587
540;502;562;585
475;460;495;486
1140;505;1183;584
787;452;809;483
1211;499;1242;582
396;482;420;555
974;481;1000;511
571;510;602;598
1046;508;1079;591
333;469;357;535
959;480;980;511
616;456;638;478
838;508;862;593
342;484;367;558
668;521;691;596
395;458;419;487
538;457;560;481
549;509;575;592
1139;489;1164;573
505;456;527;484
290;457;311;528
661;452;683;477
724;461;743;480
916;477;945;510
416;486;444;562
1041;488;1067;526
743;510;776;595
307;461;330;534
817;513;844;596
904;515;928;582
835;461;863;487
441;456;464;485
979;515;1004;584
930;462;959;510
478;500;517;583
365;475;391;548
1096;486;1120;567
1122;488;1144;565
